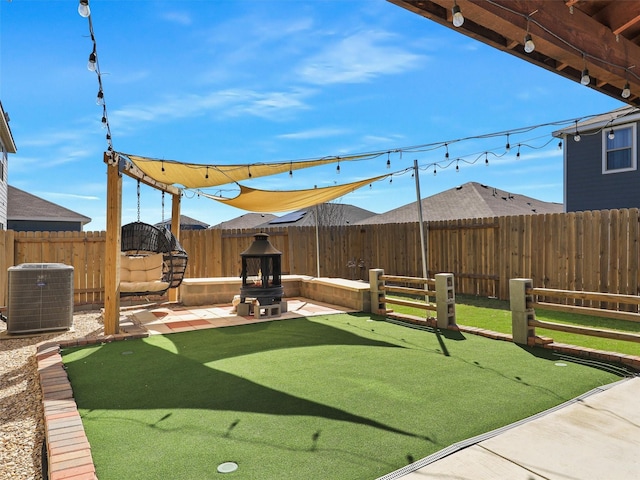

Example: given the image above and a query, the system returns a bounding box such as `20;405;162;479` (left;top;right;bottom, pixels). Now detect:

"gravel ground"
0;310;105;480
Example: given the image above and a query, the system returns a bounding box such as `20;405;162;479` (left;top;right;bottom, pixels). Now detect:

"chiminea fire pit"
240;233;283;307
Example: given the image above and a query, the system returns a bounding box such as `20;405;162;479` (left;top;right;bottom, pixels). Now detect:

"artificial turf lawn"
62;313;624;480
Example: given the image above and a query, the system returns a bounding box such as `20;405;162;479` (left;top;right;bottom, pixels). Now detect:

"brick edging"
455;324;640;371
36;332;149;480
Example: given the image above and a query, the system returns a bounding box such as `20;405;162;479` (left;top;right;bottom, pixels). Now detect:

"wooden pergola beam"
102;152;183;334
104;153;181;196
103;153;122;334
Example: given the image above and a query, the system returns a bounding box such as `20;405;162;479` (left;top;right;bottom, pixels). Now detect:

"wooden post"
104;154;122;335
168;192;181;303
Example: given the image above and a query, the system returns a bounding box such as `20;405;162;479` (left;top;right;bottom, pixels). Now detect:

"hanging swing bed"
119;182;188;297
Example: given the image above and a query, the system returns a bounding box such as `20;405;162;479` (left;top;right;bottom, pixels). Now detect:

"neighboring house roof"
358;182;563;224
256;203;377;229
0;101;17;154
553;106;640;137
8;185;91;224
210;212;278;229
155;215;209;230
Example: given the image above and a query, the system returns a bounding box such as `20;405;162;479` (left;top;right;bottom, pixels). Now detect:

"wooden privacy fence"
1;208;639;308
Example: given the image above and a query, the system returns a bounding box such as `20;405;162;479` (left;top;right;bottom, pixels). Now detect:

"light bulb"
557;141;563;150
574;133;581;142
580;68;590;86
622;82;631;99
452;4;464;27
608;129;615;140
87;51;97;72
101;115;107;128
524;34;535;54
96;90;104;106
78;0;90;18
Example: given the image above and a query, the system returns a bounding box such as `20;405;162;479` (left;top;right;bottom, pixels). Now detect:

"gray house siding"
8;219;84;232
565;119;640;212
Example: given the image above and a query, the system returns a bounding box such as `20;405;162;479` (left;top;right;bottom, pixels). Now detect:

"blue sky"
0;0;625;231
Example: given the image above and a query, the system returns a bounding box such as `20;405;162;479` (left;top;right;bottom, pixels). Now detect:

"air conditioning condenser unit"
7;263;74;334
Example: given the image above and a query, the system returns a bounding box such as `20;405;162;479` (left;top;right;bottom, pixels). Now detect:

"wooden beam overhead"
389;0;640;107
104;152;181;196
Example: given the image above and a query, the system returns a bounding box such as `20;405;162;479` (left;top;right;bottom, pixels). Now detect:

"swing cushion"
120;253;170;293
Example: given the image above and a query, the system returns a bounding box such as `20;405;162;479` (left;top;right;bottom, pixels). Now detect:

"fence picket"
2;208;639;307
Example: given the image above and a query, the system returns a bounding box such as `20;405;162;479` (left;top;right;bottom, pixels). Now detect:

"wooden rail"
379;274;437;311
371;270;456;329
526;287;640;323
511;279;640;348
529;319;640;343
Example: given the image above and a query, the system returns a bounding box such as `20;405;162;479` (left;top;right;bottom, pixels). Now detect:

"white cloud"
160;11;192;26
111;88;315;130
296;29;427;85
38;191;101;202
277;127;349;140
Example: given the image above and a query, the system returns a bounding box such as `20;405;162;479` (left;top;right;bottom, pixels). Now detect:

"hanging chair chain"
136;180;141;222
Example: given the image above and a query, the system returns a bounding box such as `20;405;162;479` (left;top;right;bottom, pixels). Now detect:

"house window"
602;123;636;174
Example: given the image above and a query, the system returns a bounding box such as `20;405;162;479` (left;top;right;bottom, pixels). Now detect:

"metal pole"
414;159;428;279
315;204;321;278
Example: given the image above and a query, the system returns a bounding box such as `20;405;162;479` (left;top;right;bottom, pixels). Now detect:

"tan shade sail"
200;175;390;212
120;152;381;189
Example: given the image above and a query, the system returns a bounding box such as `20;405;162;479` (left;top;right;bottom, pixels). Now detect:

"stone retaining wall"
180;275;370;312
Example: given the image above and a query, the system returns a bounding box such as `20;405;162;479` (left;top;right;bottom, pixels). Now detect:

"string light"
455;159;459;172
573;121;581;142
622;81;631;99
205;166;209;179
485;152;489;166
444;143;449;159
524;33;535;54
87;47;97;72
505;133;511;152
289;162;293;177
452;1;464;27
386;152;391;169
161;160;165;172
516;144;521;158
336;162;340;173
608;129;615;140
78;0;114;153
78;0;90;18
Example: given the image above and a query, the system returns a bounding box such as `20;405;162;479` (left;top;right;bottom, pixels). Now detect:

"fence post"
369;269;385;314
510;278;535;344
435;273;456;328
